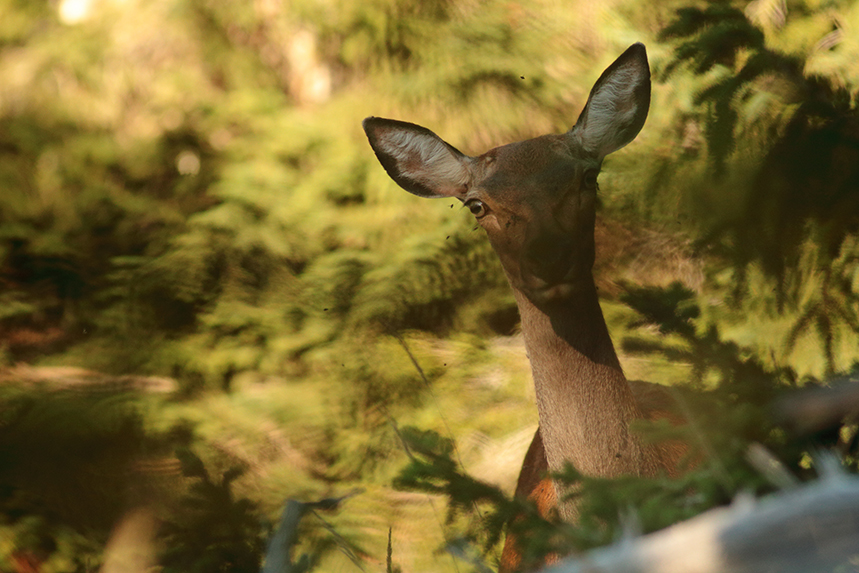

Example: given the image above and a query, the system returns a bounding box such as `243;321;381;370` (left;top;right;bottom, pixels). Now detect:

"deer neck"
514;279;659;488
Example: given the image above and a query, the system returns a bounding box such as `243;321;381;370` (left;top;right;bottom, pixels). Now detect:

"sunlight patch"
58;0;92;24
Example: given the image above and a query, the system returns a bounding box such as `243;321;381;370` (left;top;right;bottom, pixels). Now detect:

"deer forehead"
473;135;597;206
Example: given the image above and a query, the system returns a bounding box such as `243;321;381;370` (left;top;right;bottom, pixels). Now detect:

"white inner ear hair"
382;129;469;189
581;65;641;156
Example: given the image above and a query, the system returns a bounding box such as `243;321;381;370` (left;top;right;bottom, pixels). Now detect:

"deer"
363;43;684;571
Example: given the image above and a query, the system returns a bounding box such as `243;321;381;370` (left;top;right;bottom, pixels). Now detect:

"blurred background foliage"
3;0;859;570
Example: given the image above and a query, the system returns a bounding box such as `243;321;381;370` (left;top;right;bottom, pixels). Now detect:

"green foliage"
621;281;795;389
653;0;859;371
6;0;859;570
667;6;855;243
780;238;859;374
349;219;507;333
159;449;266;573
0;383;180;569
394;426;555;568
0;0;675;379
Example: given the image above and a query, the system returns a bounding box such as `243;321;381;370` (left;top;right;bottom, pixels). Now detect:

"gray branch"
545;469;859;573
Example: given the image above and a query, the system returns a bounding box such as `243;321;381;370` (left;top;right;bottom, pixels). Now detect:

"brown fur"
499;381;689;572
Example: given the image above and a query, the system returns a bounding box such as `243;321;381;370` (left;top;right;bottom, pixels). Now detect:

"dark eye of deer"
583;170;599;189
467;199;487;218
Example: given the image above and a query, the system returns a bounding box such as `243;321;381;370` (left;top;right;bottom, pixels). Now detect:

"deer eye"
466;199;487;218
583;169;599;190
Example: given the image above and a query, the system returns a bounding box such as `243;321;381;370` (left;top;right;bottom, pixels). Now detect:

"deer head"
363;43;650;307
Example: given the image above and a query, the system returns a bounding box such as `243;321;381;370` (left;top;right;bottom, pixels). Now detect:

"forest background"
3;0;859;571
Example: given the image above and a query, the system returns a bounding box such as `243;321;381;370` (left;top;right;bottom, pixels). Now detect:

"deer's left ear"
571;43;651;159
363;117;473;199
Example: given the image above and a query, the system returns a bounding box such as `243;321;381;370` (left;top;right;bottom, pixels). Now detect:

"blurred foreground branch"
262;491;363;573
544;465;859;573
774;378;859;436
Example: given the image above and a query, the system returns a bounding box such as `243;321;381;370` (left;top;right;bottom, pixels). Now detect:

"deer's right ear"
571;43;651;159
362;117;472;199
